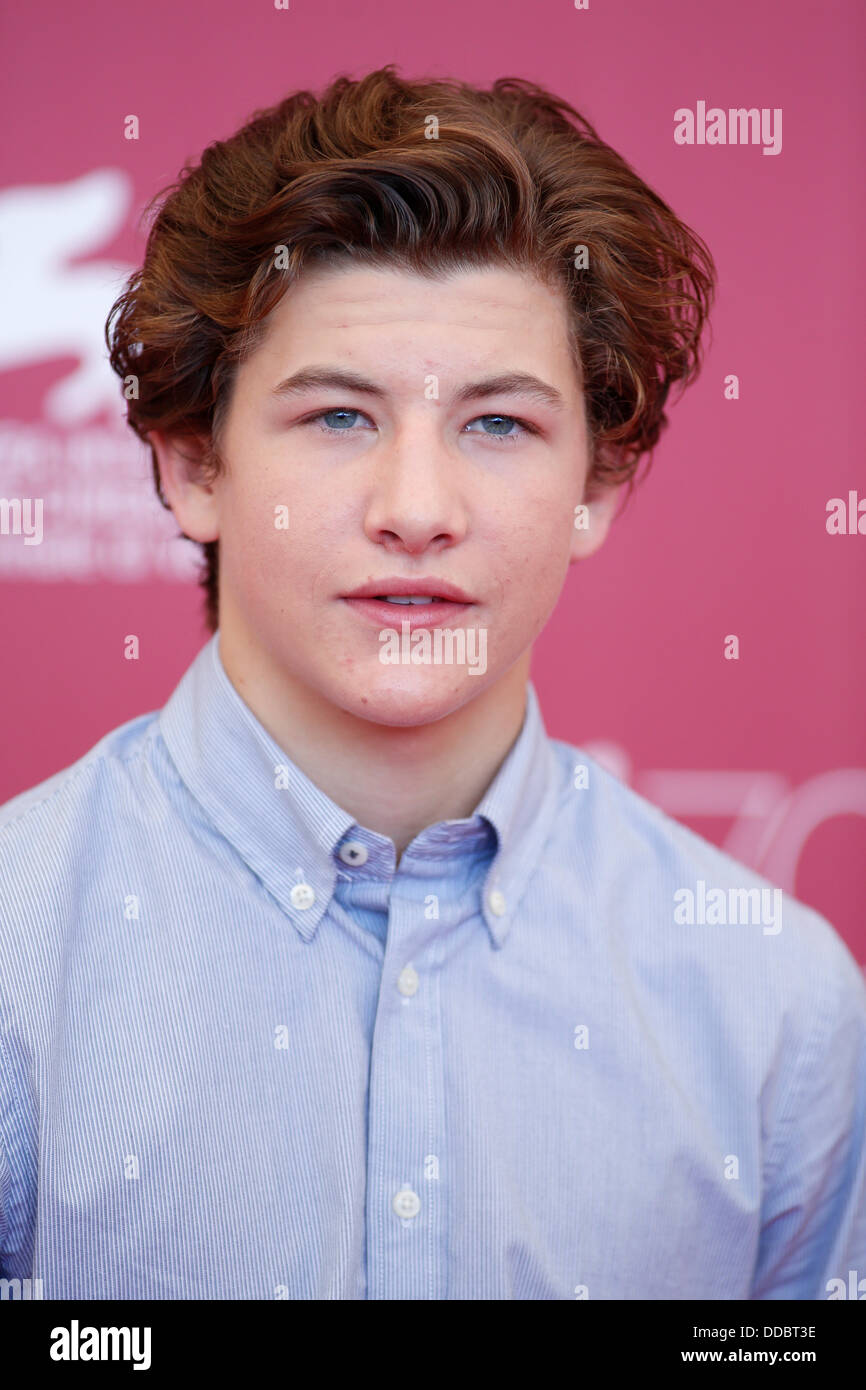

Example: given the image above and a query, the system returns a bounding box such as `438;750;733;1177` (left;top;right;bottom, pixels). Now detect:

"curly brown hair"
106;64;716;634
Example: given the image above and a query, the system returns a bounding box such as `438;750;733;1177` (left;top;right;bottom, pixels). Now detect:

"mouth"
340;578;477;629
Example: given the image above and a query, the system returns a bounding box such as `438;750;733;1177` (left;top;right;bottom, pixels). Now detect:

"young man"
1;66;864;1301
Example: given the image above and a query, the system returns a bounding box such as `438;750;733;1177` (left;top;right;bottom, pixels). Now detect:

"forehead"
251;259;579;379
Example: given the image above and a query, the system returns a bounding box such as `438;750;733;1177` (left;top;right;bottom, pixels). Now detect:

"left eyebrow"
453;372;566;411
269;366;567;410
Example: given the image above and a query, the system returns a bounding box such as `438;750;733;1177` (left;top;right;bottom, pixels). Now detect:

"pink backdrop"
1;0;864;963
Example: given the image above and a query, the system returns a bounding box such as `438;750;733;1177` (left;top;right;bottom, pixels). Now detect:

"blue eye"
463;414;533;442
310;408;370;433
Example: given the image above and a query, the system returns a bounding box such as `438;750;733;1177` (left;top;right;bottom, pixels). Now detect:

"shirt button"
397;964;419;997
488;889;507;916
338;840;368;866
393;1188;421;1219
290;882;315;910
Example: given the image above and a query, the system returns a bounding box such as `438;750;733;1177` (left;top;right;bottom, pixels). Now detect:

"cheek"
492;490;574;585
218;478;302;599
220;446;315;553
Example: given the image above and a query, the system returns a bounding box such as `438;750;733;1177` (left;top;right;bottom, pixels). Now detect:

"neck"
217;630;530;861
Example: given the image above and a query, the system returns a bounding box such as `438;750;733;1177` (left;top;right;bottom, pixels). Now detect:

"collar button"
290;882;316;910
338;840;368;867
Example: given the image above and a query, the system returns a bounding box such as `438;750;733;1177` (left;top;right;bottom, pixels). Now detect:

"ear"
149;428;221;544
569;476;626;563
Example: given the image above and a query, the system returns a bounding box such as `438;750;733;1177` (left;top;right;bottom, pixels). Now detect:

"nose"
362;416;469;556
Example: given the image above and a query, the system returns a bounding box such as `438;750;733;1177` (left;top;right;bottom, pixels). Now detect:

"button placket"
366;892;447;1300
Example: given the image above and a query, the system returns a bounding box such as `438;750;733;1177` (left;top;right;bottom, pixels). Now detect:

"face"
155;261;621;728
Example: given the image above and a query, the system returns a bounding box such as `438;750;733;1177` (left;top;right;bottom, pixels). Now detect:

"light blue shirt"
1;632;864;1300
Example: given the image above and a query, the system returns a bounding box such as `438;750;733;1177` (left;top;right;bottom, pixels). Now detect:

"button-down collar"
159;633;561;948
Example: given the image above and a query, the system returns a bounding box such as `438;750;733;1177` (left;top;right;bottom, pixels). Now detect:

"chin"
332;670;492;728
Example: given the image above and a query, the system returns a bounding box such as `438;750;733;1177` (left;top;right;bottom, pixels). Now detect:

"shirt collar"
158;632;562;948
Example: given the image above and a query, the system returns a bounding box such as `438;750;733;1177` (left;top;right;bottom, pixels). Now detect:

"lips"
341;576;474;604
340;577;476;630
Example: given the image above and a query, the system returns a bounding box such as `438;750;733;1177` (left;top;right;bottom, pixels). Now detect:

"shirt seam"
760;966;829;1191
0;722;160;841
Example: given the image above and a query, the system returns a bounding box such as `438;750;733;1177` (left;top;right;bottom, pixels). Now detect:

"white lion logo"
0;168;135;423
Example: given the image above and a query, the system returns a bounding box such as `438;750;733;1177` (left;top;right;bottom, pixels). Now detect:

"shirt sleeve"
0;996;26;1277
0;1049;12;1272
749;932;866;1299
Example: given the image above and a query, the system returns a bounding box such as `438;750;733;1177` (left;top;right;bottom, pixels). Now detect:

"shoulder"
545;736;866;1020
0;709;162;921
